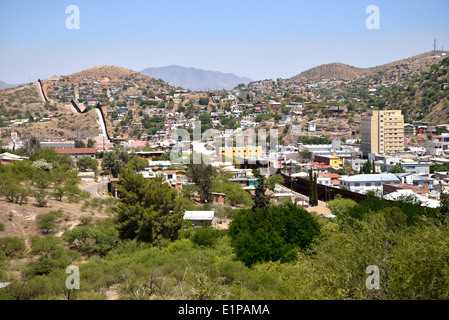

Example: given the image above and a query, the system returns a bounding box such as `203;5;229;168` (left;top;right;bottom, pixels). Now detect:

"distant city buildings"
361;110;404;157
218;146;263;161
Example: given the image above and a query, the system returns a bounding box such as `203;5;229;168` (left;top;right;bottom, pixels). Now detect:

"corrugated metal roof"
183;211;215;221
339;174;400;182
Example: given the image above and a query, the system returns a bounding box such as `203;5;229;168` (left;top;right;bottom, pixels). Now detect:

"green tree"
229;203;321;267
198;97;209;106
125;156;149;172
2;180;30;205
267;174;284;191
390;163;406;173
36;210;63;234
213;180;253;207
87;138;95;148
300;149;312;160
438;184;449;225
76;156;98;172
33;188;48;207
188;158;216;203
198;113;212;132
252;169;270;210
74;139;86;148
114;167;184;244
308;170;318;206
22;136;41;159
101;147;130;177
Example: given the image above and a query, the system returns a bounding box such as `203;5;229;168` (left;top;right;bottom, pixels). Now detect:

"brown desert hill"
39;65;176;104
292;62;365;81
291;51;443;81
369;51;444;74
0;65;179;144
68;65;147;81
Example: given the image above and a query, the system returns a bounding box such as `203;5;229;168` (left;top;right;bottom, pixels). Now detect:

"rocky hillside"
413;57;449;124
0;65;177;143
41;65;175;104
291;51;445;82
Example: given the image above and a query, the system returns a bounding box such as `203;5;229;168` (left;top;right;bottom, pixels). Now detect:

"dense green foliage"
298;135;332;145
252;169;270;210
327;197;357;216
2;152;449;300
114;167;186;244
2;194;449;300
100;147;130;178
229;203;321;267
63;218;119;256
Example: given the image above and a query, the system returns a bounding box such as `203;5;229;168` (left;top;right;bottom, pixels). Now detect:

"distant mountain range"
140;65;252;91
0;80;21;90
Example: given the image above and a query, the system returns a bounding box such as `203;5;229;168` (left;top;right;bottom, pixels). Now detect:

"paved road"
81;181;108;198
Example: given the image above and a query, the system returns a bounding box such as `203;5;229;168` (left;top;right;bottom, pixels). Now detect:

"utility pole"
290;166;293;191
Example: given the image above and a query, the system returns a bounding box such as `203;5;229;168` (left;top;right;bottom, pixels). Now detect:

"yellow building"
361;110;404;156
219;146;263;161
327;156;343;168
314;155;343;168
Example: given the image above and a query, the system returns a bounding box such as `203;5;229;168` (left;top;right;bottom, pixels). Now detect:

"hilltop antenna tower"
434;39;437;56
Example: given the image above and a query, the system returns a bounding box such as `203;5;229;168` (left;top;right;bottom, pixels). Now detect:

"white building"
395;173;435;189
383;189;440;208
317;176;332;186
339;174;401;196
308;122;316;132
183;211;215;226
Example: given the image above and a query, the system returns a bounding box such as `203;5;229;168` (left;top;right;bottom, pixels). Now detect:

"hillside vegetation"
1;145;449;300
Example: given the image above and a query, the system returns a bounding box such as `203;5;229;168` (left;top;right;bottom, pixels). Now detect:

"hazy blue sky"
1;0;449;83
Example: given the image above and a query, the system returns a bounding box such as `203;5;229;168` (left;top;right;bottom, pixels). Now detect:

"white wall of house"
317;177;332;186
339;174;400;196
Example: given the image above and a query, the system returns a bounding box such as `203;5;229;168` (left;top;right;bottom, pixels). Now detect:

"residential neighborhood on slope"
1;50;449;301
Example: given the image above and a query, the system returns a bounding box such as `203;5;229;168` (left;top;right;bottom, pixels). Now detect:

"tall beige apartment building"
361;110;404;156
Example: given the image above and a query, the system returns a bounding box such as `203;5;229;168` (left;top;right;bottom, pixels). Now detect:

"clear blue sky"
1;0;449;83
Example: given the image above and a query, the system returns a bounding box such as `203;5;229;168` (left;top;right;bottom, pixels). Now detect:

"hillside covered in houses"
1;51;449;302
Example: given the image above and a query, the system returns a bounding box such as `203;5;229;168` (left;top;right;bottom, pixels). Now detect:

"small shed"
210;192;226;205
183;211;215;226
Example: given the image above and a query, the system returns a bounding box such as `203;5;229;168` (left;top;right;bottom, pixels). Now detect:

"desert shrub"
33;188;48;207
63;219;119;256
36;210;63;234
23;236;76;277
0;237;26;257
190;226;219;247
